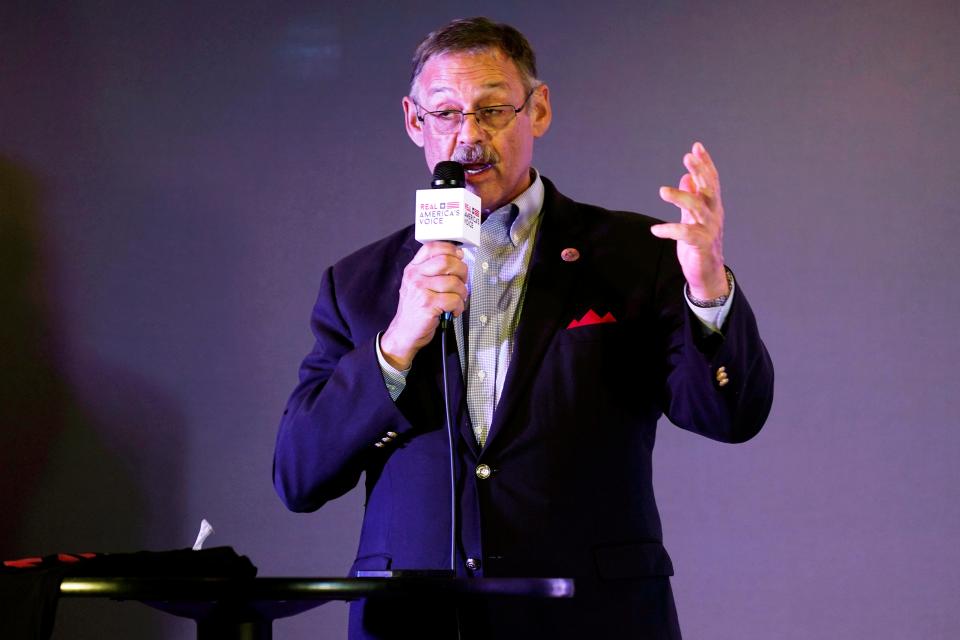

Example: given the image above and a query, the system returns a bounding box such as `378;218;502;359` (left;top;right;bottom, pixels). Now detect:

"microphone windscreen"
432;161;465;189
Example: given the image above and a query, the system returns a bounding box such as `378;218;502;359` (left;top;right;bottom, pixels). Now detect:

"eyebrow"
427;81;512;97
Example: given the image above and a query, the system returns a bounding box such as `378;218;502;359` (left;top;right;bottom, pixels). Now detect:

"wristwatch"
686;267;735;308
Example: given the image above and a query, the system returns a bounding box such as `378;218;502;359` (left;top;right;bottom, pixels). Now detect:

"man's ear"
402;96;425;148
530;83;552;138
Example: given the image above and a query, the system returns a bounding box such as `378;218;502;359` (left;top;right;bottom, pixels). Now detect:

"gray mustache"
452;145;498;166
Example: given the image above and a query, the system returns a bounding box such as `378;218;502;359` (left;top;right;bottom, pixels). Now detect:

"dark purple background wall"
2;1;958;638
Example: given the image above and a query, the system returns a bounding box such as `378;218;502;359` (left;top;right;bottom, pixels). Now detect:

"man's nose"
457;113;487;144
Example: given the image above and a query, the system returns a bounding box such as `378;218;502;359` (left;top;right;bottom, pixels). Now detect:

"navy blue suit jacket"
273;177;774;639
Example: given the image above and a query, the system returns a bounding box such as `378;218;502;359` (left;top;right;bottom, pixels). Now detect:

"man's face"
403;48;551;213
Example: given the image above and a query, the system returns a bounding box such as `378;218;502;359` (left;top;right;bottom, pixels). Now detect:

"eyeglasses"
414;89;536;135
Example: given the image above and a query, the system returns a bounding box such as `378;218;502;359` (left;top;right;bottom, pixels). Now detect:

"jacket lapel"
482;180;583;453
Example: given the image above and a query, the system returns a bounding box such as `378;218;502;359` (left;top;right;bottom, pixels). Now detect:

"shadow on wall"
0;156;190;639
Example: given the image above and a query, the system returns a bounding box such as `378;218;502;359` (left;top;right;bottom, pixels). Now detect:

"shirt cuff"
685;276;736;334
376;332;410;402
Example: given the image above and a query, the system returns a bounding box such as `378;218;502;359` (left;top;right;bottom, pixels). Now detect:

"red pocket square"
567;309;617;329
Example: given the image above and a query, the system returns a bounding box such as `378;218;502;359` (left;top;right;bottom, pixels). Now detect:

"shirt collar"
483;168;544;247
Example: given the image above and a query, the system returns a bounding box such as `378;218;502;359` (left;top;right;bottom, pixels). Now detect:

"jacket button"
475;464;492;480
716;366;730;387
465;558;481;570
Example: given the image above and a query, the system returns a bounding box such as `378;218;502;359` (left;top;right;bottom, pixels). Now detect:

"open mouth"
463;163;493;176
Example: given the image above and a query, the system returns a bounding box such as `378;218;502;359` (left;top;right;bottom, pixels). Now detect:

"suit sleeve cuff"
375;332;410;401
685;274;736;334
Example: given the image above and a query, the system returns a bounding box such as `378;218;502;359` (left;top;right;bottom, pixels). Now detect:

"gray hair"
409;17;541;99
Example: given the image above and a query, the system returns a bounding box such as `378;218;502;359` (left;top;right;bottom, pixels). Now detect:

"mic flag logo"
415;187;481;246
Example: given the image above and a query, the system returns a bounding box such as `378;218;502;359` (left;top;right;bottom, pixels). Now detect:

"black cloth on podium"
0;546;257;640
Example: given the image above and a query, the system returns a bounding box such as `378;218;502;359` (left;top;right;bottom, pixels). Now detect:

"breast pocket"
556;322;622;345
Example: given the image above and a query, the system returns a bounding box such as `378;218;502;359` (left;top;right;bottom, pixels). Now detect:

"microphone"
414;161;481;328
415;160;481;244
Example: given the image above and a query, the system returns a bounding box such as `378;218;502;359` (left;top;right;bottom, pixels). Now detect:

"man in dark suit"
273;17;773;640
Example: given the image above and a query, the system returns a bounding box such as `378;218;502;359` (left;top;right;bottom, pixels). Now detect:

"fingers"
651;142;727;298
398;287;465;318
658;141;724;225
418;254;468;281
382;242;470;369
650;222;698;243
689;141;719;191
653;141;725;242
414;274;469;303
412;240;462;263
678;142;720;202
403;257;468;303
410;241;468;279
408;242;469;311
693;141;719;185
659;182;707;225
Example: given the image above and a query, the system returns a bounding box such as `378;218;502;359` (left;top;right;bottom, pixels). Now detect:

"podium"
60;576;575;639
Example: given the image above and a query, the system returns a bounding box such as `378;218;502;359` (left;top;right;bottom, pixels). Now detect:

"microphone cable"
439;314;458;575
440;316;465;640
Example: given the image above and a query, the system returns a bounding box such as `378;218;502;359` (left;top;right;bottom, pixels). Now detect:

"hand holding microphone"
379;162;480;371
380;242;467;370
